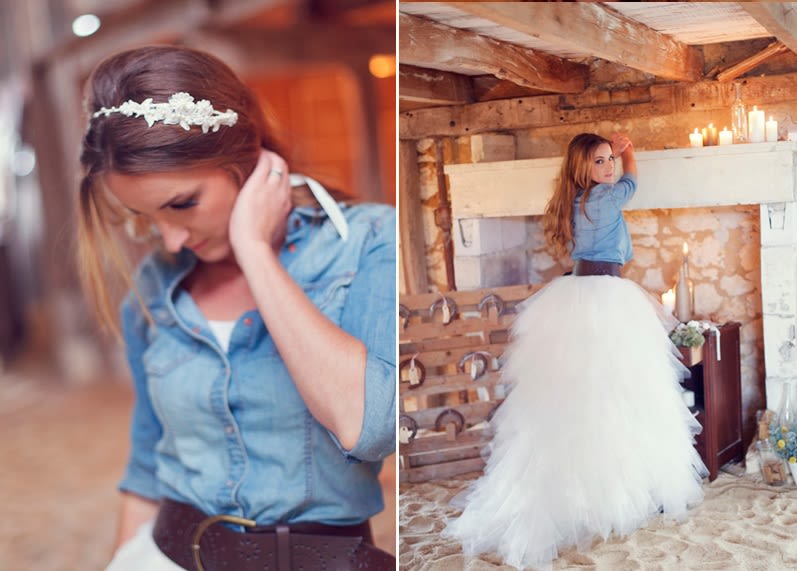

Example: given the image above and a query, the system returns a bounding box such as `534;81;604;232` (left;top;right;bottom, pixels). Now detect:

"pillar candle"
661;289;676;314
719;127;733;146
766;116;778;142
702;123;718;146
749;106;766;142
689;128;703;147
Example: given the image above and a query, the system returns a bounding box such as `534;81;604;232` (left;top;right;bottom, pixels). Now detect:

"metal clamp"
457;351;492;380
192;514;257;571
399;414;419;444
434;408;465;434
478;293;505;317
399;357;426;388
429;296;458;325
399;304;411;330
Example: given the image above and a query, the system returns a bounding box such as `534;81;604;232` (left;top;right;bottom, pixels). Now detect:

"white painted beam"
446;142;797;219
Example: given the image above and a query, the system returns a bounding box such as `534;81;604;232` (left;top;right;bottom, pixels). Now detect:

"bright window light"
72;14;101;37
368;55;395;79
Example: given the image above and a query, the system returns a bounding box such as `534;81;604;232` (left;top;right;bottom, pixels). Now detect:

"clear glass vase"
731;82;747;143
777;381;796;430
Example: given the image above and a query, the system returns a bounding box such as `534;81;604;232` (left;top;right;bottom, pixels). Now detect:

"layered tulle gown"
443;275;708;570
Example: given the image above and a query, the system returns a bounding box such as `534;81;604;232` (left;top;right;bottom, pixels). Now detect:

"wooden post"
399;141;429;294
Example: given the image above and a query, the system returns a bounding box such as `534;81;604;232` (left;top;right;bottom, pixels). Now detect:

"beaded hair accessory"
93;92;238;133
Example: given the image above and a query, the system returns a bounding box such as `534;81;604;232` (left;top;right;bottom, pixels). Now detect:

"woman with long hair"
444;133;707;570
79;45;395;570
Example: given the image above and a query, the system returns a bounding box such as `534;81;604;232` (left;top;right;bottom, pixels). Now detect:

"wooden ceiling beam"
399;71;797;139
715;41;789;82
399;13;588;94
471;76;547;102
741;3;797;55
399;64;474;107
446;2;703;82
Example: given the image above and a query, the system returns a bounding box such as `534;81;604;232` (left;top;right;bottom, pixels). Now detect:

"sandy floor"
399;470;797;571
0;363;395;571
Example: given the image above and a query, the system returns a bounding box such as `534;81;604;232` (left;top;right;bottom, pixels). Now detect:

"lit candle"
719;126;733;146
683;242;689;265
748;106;766;142
766;116;778;142
689;128;703;147
661;288;676;315
702;123;718;146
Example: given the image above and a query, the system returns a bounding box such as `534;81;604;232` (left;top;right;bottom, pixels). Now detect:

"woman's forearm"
236;241;366;450
622;148;637;178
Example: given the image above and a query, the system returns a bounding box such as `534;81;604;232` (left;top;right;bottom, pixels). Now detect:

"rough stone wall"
630;207;763;442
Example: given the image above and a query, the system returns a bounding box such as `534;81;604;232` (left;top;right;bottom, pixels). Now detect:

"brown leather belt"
152;498;396;571
572;259;622;277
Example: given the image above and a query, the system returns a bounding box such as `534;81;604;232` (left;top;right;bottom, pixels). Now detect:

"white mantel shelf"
445;141;797;219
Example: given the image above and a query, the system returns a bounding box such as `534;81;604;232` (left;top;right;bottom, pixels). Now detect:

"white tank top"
207;320;236;352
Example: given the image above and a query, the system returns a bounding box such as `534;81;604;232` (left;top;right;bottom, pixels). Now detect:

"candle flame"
693;128;699;134
708;123;714;128
683;242;689;255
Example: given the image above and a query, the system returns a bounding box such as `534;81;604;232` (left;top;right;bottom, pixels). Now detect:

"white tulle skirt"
443;275;708;571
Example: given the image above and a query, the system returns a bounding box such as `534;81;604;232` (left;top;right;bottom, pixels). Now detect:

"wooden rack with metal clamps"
398;284;543;483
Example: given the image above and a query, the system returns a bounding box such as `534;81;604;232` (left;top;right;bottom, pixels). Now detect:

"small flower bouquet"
769;422;797;466
669;320;708;348
670;320;711;366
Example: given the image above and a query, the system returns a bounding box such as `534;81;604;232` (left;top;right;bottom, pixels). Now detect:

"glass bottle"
776;381;796;430
757;439;788;486
731;82;748;143
675;257;693;322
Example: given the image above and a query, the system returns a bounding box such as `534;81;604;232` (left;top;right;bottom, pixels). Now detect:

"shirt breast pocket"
142;330;200;377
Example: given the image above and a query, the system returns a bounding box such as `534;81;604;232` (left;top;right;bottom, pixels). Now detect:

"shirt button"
225;425;234;435
243;317;253;326
191;326;201;334
226;480;234;488
287;243;297;253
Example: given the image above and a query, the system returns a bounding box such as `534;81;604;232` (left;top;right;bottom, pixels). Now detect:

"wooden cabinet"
680;322;743;481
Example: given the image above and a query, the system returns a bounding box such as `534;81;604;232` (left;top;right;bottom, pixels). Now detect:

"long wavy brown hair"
77;45;347;335
542;133;611;256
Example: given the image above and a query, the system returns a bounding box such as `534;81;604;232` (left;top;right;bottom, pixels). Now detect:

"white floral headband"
93;92;238;133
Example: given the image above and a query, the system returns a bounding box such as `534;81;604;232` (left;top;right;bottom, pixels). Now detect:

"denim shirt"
571;173;636;265
118;202;396;525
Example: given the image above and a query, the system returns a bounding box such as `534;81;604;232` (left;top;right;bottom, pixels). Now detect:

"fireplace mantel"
445;141;797;414
445;141;797;219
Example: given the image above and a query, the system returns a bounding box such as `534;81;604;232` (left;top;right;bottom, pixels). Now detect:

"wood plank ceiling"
399;2;797;112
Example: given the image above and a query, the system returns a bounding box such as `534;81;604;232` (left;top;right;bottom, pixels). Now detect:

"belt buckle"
191;514;257;571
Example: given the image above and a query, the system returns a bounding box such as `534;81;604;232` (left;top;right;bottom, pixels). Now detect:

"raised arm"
229;151;389;453
611;133;637;178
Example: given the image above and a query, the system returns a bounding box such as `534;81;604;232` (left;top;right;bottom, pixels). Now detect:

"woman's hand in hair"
229;150;292;255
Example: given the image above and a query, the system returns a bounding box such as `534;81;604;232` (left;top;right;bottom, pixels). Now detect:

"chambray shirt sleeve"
118;295;162;501
610;173;637;206
332;208;396;463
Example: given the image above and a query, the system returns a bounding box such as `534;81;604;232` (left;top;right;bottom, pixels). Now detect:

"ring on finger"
267;168;284;179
